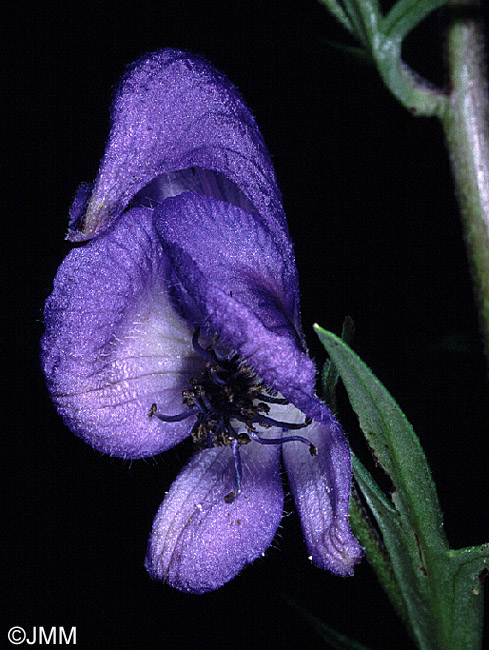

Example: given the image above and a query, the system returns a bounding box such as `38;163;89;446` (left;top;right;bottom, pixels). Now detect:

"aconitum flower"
41;49;362;593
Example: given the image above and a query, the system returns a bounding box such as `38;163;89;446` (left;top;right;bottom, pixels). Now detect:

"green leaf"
318;0;449;116
314;326;446;549
338;0;381;49
320;319;413;628
314;325;488;649
318;0;356;36
448;544;489;576
351;452;432;643
321;39;373;64
382;0;449;41
314;326;451;648
445;545;489;649
322;316;356;410
284;597;373;649
349;454;413;634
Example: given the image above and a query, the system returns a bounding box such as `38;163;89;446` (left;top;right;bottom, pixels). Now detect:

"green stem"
442;0;489;363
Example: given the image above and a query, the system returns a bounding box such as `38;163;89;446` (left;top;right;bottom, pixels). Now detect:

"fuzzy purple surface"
42;207;204;458
42;48;362;593
68;49;290;249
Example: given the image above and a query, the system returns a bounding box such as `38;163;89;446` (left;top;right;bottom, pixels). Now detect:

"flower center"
149;329;317;502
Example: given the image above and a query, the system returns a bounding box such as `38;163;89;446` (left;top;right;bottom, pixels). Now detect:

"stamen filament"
210;367;228;385
194;391;211;412
152;329;319;500
238;413;312;430
192;327;218;364
150;405;200;422
248;430;318;456
223;437;243;504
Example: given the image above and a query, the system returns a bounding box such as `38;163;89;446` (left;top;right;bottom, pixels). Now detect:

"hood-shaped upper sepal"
67;49;287;241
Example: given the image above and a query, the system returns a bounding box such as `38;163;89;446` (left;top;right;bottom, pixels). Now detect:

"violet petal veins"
42;48;362;593
145;441;283;594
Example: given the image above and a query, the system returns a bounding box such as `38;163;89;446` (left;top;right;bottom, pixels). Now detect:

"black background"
5;1;488;648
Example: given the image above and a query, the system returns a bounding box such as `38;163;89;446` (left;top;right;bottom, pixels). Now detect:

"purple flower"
41;49;362;594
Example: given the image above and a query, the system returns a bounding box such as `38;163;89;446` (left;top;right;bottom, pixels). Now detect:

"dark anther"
224;491;236;504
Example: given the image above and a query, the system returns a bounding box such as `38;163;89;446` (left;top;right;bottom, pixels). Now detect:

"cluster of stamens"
149;329;317;502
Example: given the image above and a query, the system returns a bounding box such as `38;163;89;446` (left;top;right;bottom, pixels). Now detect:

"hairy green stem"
443;0;489;364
